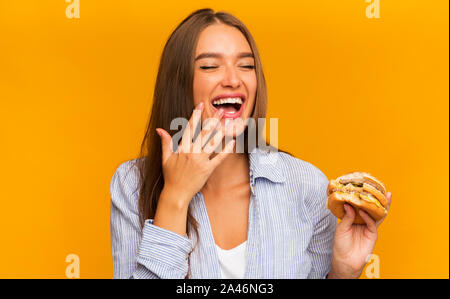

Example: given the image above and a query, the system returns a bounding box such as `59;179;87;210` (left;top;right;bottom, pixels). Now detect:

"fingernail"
218;108;224;116
197;102;204;109
155;128;161;136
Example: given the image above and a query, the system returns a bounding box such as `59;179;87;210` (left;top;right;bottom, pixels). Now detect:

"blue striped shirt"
110;147;337;279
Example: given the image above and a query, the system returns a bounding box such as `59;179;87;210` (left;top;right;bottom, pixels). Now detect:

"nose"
221;65;241;89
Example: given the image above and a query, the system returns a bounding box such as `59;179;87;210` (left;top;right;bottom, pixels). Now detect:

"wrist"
328;257;363;279
327;268;353;279
160;186;192;210
153;187;191;237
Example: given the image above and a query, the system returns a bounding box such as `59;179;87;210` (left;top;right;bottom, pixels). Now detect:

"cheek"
192;75;202;106
248;74;257;96
193;72;216;104
244;74;257;112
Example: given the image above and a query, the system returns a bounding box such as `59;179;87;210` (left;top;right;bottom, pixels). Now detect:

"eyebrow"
194;52;254;61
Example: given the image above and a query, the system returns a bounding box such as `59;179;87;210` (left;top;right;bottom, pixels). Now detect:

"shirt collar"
248;147;286;184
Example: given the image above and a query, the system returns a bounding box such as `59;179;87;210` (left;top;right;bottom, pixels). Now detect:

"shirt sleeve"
110;160;193;279
306;169;337;279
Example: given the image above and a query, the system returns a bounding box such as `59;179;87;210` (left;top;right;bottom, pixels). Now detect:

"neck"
203;152;250;193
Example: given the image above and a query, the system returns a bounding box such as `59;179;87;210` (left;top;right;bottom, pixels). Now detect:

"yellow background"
0;0;448;278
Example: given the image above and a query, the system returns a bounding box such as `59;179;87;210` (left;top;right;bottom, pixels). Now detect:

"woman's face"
193;23;257;137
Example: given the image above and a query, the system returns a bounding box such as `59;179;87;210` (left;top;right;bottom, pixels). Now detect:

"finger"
192;108;224;153
179;102;204;153
203;118;236;156
375;192;391;227
339;203;356;231
156;128;173;164
203;124;225;155
359;209;377;234
206;118;237;154
209;139;235;169
385;192;392;211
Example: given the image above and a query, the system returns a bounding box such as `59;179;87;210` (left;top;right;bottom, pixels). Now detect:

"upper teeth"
213;97;243;105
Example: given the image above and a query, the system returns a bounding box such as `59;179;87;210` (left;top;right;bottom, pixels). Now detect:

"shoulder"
275;151;331;221
110;158;141;204
276;150;329;189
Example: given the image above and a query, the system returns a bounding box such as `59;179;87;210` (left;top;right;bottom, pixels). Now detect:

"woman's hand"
156;102;235;207
153;102;235;236
328;192;392;279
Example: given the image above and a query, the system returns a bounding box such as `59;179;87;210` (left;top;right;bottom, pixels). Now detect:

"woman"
110;8;392;279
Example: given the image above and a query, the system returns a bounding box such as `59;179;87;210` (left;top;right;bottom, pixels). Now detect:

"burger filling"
332;181;384;209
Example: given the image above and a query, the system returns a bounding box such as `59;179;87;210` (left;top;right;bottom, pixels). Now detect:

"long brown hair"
136;8;269;233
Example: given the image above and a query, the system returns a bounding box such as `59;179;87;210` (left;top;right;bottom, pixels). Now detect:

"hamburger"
326;172;388;224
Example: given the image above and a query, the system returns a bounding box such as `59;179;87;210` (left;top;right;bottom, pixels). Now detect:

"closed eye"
200;65;255;70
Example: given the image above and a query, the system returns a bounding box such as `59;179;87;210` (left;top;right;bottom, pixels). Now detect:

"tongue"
219;103;238;113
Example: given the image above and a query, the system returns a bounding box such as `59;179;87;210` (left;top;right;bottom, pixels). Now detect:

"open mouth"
210;94;245;119
212;97;243;112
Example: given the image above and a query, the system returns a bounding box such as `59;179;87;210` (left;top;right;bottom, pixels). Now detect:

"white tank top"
215;241;247;279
